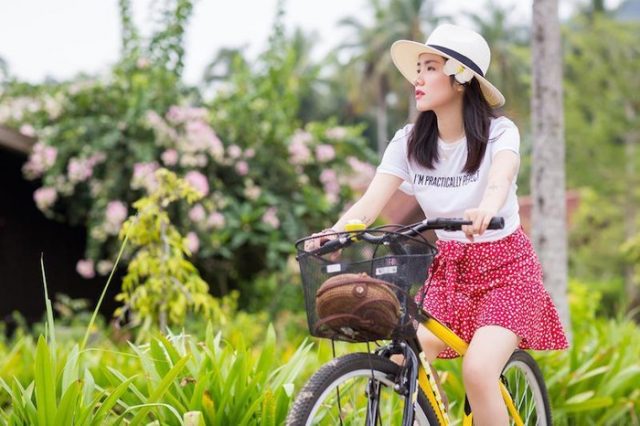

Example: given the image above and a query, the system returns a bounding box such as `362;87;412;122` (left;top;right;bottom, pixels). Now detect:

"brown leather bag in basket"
314;272;401;340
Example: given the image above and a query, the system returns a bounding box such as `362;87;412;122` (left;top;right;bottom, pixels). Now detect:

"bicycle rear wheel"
501;350;552;426
286;352;440;425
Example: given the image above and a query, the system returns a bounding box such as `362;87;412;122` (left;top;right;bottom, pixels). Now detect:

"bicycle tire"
501;350;552;426
286;352;442;425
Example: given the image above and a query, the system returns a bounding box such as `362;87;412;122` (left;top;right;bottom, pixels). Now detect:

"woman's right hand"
304;228;339;252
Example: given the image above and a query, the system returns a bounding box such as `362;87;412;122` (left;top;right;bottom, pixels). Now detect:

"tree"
531;0;571;332
202;47;248;85
338;0;442;154
563;14;640;312
465;1;531;124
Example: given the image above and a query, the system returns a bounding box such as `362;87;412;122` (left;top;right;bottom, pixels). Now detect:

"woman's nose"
414;76;424;86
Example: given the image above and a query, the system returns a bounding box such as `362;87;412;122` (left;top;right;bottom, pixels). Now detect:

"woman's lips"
415;89;425;99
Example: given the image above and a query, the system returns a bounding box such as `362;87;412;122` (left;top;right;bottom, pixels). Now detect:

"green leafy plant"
0;261;316;424
103;323;312;425
116;168;220;331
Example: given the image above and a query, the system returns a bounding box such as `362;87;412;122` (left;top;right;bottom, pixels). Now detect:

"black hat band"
427;44;484;77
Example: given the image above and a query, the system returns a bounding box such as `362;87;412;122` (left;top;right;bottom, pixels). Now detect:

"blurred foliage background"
0;0;639;423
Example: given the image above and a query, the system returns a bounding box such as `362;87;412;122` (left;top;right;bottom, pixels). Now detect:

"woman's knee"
462;353;498;392
462;326;519;393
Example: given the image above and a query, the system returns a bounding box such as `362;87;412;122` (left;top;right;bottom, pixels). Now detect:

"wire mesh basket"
295;228;437;342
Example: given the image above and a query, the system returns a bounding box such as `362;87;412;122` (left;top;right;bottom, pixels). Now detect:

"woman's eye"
427;66;436;71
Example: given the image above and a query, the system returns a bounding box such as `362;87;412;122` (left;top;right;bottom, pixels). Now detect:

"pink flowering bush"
0;8;378;313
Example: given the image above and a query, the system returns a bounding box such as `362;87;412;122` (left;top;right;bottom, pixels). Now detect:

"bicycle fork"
367;342;420;426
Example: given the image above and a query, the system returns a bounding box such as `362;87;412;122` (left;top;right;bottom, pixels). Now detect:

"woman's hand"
304;228;339;252
462;208;497;242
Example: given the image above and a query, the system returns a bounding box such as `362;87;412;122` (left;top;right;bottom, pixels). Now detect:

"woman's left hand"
462;207;497;242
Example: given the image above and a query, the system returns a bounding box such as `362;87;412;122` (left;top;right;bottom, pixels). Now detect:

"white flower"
443;58;475;84
97;260;114;276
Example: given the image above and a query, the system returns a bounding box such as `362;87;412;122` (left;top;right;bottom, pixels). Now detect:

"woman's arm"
479;150;520;213
331;173;404;231
463;150;520;239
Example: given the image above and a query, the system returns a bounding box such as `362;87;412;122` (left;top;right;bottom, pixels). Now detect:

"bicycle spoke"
502;353;549;426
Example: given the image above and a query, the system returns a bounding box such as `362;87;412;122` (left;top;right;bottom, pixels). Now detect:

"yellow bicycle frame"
415;315;524;426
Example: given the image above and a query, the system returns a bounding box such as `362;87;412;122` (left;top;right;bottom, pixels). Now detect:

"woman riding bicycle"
308;24;568;426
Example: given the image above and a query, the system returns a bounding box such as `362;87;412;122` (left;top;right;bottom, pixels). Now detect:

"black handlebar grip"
487;217;505;230
310;235;348;257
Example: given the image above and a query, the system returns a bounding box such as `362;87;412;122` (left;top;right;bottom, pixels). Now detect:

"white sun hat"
390;24;505;108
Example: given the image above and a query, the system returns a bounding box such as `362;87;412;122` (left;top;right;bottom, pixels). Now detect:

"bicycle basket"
295;228;437;342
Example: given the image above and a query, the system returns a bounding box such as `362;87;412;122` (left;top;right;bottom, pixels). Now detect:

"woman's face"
414;53;461;112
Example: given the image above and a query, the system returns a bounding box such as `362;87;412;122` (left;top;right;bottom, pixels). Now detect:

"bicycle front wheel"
286;352;440;425
501;350;552;426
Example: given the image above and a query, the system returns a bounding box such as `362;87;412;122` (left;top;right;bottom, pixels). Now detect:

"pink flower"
188;107;209;121
244;148;255;158
289;139;311;165
320;169;341;204
185;170;209;196
76;259;95;279
44;147;57;165
22;142;57;179
326;126;348;140
288;130;314;165
67;158;93;183
181;119;224;160
105;201;128;235
315;144;336;162
19;124;36;137
106;201;127;223
146;110;164;127
235;160;249;176
131;162;159;192
33;187;57;210
169;106;208;122
292;129;313;145
206;211;225;229
262;207;280;228
161;149;179;166
228;145;242;159
320;169;338;185
188;204;206;222
186;232;200;254
145;110;178;142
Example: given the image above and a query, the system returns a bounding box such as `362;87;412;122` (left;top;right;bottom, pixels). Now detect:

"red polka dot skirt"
417;227;569;359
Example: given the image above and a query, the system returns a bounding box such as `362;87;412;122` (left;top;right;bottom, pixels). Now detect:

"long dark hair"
407;76;497;174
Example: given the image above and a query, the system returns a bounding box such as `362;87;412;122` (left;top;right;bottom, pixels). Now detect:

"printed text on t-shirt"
413;170;480;188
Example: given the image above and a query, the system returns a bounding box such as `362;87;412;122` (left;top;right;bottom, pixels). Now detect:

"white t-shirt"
377;116;521;242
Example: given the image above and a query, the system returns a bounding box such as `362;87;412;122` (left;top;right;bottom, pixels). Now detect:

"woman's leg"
391;323;447;364
462;325;520;426
417;323;448;362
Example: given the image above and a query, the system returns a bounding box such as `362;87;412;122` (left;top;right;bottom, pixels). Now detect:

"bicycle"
286;218;551;425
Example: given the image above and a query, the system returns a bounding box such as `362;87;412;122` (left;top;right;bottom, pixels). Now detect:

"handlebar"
305;217;504;257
